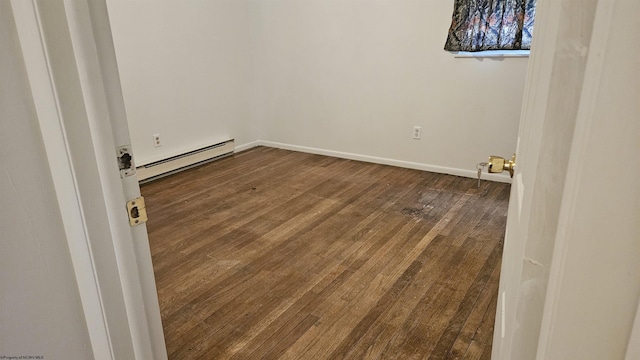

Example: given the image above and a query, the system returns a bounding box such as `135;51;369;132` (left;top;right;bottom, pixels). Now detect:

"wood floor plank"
225;169;433;359
169;166;401;358
282;221;427;359
448;257;502;359
229;267;352;359
227;171;433;358
427;239;503;359
376;236;487;359
141;146;510;359
156;161;378;320
334;235;453;359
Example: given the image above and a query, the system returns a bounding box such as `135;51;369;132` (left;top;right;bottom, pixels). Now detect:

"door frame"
12;0;639;358
11;0;166;359
492;0;640;358
536;0;640;357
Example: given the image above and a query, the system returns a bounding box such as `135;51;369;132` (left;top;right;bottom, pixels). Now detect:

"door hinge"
127;196;148;226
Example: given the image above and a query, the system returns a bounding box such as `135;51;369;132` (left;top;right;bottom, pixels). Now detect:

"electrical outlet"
153;134;161;147
412;126;422;140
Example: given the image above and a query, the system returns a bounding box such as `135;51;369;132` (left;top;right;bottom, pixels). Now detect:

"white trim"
452;50;530;58
61;2;152;357
84;0;167;355
258;140;512;183
627;297;640;360
16;0;168;358
140;138;510;183
235;140;262;153
536;0;617;357
58;0;166;358
10;0;113;358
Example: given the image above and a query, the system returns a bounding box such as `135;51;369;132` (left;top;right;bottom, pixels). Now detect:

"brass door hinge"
127;196;148;226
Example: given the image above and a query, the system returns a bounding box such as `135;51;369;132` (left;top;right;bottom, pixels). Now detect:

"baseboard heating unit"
136;139;234;183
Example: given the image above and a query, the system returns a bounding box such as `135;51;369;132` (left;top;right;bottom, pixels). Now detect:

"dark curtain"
444;0;536;52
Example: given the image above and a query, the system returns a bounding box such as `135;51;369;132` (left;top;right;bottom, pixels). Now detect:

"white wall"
253;0;527;174
0;3;93;358
109;0;527;176
107;0;257;165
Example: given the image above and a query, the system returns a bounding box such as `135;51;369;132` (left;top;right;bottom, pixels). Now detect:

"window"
444;0;536;52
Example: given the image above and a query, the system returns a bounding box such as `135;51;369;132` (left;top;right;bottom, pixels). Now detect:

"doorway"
16;0;639;358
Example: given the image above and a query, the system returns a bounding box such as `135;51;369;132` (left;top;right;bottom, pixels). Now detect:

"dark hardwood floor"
141;146;510;359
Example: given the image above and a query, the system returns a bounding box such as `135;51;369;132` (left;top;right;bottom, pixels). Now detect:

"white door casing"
536;0;640;357
11;0;166;358
67;1;167;358
493;0;640;358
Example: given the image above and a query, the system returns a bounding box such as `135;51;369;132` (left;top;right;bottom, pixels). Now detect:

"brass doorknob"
488;154;516;178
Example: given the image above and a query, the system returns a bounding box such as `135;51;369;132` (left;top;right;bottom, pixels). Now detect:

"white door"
11;1;166;359
492;0;640;359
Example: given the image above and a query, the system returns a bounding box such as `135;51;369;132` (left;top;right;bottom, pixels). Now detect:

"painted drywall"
0;3;93;358
107;0;257;165
252;0;528;175
108;0;526;176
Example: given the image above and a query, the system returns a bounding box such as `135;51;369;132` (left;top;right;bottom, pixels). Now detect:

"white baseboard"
248;140;512;184
235;140;262;153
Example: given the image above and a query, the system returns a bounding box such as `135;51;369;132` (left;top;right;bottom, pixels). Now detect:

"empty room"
108;0;521;358
2;0;638;359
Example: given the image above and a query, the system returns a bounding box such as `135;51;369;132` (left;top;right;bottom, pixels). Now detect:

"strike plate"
117;145;136;178
126;196;148;226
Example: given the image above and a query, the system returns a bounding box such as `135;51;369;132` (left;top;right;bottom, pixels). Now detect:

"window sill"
451;50;530;58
